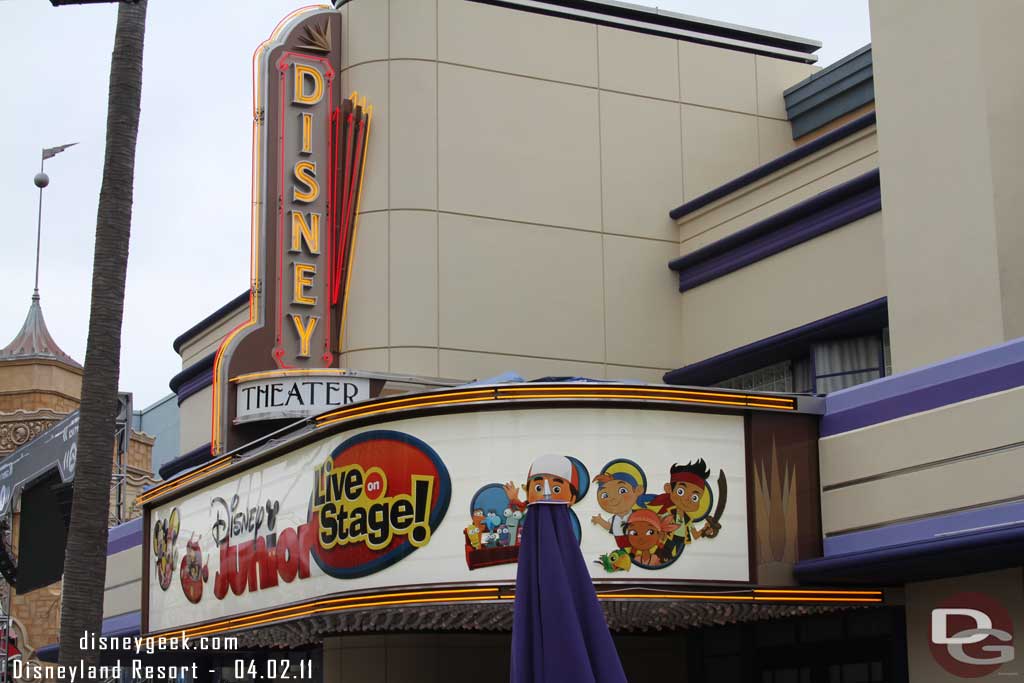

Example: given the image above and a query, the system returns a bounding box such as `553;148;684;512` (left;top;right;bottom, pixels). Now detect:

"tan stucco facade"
333;0;815;383
871;0;1024;373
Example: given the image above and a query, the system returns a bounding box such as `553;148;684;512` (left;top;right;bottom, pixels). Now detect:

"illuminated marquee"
211;9;371;453
144;406;752;634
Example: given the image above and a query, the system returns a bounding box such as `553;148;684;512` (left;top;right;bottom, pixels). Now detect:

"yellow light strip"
755;589;882;596
149;585;882;639
230;367;354;383
315;389;496;424
149;383;795;504
498;392;749;407
754;596;883;603
597;593;754;601
499;385;794;405
159;588;500;639
136;457;233;505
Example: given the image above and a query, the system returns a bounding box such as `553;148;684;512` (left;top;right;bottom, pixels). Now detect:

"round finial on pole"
34;173;50;189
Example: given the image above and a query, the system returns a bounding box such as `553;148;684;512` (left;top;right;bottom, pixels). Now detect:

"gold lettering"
293;161;319;203
290;212;321;254
293;263;317;305
293;64;324;105
301;112;313;155
291;315;319;358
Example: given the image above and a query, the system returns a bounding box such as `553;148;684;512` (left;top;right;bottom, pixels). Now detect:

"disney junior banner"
147;408;748;632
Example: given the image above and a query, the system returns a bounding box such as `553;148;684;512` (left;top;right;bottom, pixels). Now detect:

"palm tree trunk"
57;0;147;668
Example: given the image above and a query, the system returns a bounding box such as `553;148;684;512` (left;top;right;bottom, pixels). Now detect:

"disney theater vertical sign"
211;9;372;455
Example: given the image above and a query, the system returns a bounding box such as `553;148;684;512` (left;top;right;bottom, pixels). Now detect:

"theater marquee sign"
211;8;372;453
144;407;751;634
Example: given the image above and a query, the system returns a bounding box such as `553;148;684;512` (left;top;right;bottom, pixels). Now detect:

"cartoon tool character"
622;509;678;567
485;510;503;532
503;507;523;543
483;531;500;548
465;524;482;549
496;524;512;547
650;459;726;561
591;460;647;549
595;549;633;573
471;507;487;532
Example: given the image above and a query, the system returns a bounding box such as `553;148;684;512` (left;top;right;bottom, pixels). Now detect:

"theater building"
31;0;1024;682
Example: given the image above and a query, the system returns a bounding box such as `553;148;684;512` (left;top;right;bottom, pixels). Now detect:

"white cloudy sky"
0;0;870;410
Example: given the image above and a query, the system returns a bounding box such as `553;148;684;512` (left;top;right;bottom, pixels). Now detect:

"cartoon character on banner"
593;458;728;572
463;454;590;570
179;533;209;604
152;508;179;590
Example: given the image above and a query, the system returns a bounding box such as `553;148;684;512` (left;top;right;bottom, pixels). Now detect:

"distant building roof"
0;293;80;367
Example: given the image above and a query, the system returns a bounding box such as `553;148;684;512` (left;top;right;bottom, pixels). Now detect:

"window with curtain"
811;335;885;394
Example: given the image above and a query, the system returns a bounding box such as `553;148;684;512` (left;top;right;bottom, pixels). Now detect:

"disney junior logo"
930;592;1014;678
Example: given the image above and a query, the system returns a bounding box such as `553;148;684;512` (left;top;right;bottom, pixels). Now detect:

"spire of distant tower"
0;293;81;368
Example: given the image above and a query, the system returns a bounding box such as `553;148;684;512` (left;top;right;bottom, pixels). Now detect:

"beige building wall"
178;303;249;369
332;0;816;384
672;123;881;365
680;212;885;366
819;385;1024;535
871;0;1024;373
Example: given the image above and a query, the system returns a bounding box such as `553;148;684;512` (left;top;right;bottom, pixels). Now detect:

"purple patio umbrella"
510;455;627;683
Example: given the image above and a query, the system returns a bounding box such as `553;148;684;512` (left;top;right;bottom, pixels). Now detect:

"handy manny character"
504;453;580;508
622;509;678;567
650;459;714;554
590;466;645;549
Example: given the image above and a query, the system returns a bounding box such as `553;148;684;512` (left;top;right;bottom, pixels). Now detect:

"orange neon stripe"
137;459;232;504
160;588;499;638
210;4;331;456
755;597;883;603
315;391;495;424
497;393;751;407
151;586;880;639
178;594;500;639
597;593;754;601
499;386;793;405
755;589;882;596
230;368;356;383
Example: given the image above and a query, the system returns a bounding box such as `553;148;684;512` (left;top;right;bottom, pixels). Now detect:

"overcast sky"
1;0;870;410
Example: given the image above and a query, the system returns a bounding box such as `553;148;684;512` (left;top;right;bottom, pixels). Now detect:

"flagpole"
32;143;76;299
34;152;47;299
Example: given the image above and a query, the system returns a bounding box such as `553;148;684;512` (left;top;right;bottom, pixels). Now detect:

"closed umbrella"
510;455;627;683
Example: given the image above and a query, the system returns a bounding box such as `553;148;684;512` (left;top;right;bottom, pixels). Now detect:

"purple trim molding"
669;111;876;220
106;517;143;556
669;170;880;292
794;515;1024;586
824;499;1024;557
174;367;214;406
172;290;249;354
821;336;1024;437
663;298;888;386
169;351;215;399
159;441;214;480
